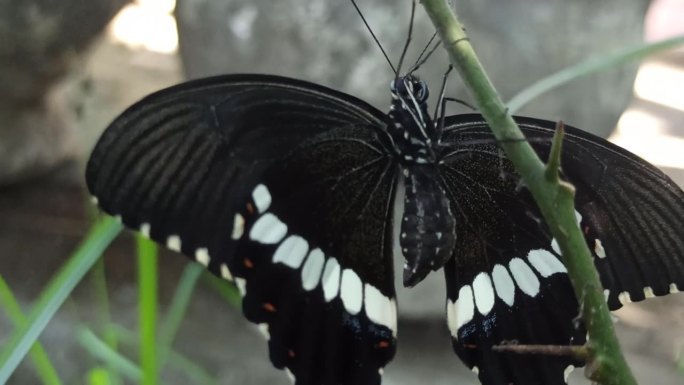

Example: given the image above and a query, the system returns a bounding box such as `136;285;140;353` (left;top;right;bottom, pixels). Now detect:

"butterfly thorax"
388;75;456;287
387;75;438;164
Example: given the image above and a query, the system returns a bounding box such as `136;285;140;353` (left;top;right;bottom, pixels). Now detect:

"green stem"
421;1;638;384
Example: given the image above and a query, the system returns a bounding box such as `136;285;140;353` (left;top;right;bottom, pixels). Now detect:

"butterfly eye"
415;81;429;102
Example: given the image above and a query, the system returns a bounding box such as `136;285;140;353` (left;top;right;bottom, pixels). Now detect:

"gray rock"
176;0;647;138
176;0;648;319
0;0;129;185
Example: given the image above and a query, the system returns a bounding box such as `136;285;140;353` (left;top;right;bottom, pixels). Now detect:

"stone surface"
0;0;129;185
176;0;647;138
176;0;648;319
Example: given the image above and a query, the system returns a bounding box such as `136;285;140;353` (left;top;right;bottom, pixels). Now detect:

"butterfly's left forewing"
86;75;398;385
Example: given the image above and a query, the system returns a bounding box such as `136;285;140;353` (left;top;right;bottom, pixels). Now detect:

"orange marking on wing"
244;258;254;269
263;302;277;312
287;349;295;358
246;202;255;214
377;340;391;349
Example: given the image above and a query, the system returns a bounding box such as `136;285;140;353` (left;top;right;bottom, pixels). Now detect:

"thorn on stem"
545;120;565;182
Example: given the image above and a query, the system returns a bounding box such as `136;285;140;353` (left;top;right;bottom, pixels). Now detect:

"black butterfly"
86;72;684;385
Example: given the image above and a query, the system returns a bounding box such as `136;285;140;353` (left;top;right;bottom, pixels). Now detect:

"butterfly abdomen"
400;165;456;287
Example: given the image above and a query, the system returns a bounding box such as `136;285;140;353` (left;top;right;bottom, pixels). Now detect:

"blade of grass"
201;273;241;308
0;276;62;385
77;327;140;382
0;217;122;384
108;323;219;385
136;235;158;385
507;35;684;113
86;367;116;385
158;263;204;367
90;259;122;385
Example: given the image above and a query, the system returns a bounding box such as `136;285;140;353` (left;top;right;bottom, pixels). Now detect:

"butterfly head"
388;75;438;162
390;75;429;104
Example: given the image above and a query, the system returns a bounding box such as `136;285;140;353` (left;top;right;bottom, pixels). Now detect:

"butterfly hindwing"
437;114;684;384
86;74;398;385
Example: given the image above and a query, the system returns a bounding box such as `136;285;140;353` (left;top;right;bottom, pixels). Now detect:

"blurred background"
1;0;683;384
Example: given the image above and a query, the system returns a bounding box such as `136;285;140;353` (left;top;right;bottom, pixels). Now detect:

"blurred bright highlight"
108;0;178;54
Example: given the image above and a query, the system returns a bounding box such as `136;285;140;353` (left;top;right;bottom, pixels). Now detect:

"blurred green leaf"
0;217;122;384
508;35;684;113
0;276;62;385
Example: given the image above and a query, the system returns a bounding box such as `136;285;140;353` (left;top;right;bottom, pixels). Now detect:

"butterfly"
86;69;684;385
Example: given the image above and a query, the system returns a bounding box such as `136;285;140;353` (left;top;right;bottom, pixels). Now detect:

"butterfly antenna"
409;32;438;74
395;0;417;78
350;0;397;75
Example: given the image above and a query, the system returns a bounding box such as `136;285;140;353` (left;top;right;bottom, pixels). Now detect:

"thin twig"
492;343;591;362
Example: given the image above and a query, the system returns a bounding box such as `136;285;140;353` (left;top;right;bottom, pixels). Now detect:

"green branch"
420;1;637;384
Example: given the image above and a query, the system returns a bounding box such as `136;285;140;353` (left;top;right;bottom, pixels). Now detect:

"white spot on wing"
140;223;151;238
235;277;247;296
492;264;515;306
231;213;245;240
472;272;495;315
220;263;233;281
472;366;479;374
643;286;655;298
509;258;540;297
364;283;396;335
618;291;632;305
340;269;363;314
451;285;475;335
574;210;583;224
249;213;287;244
284;368;295;384
564;365;575;382
257;323;270;340
671;283;680;293
527;249;567;277
446;300;457;336
551;238;561;254
90;196;99;205
273;235;309;268
195;248;210;267
301;248;325;291
321;258;341;302
252;184;272;213
594;239;606;258
166;235;181;252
